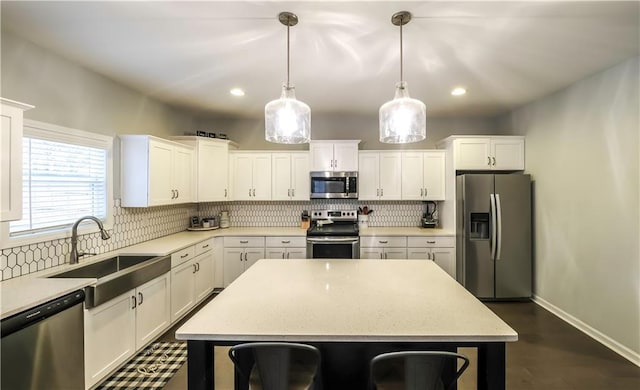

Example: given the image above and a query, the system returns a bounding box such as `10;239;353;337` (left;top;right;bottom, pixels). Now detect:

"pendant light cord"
399;19;404;84
286;22;291;89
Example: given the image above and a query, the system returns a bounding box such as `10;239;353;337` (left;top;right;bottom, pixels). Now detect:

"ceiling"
2;1;639;119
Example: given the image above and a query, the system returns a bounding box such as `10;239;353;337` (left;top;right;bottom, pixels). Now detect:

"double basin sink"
49;254;170;308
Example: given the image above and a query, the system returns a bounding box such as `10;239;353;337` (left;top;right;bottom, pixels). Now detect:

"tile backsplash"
1;200;431;280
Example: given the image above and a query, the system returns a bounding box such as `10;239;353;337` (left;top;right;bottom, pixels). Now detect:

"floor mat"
97;342;187;389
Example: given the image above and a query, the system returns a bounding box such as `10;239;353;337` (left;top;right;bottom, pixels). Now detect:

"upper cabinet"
358;152;402;201
1;98;34;222
438;136;525;171
271;152;310;201
230;152;272;201
309;140;360;171
171;136;236;202
121;135;195;207
401;151;446;201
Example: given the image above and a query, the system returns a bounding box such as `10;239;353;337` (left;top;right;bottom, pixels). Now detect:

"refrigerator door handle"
490;193;497;261
496;193;502;260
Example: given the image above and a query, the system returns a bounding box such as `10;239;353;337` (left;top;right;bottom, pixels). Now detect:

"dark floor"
158;296;640;390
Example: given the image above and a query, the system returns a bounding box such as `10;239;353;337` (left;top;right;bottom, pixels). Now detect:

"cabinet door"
198;141;228;201
194;252;214;302
432;248;456;278
148;139;174;205
358;153;380;200
333;143;359;171
170;258;197;322
135;273;170;350
0;103;25;221
231;154;254;201
84;291;136;389
244;248;265;270
266;248;287;259
384;248;408;259
252;154;272;200
309;142;335;171
401;152;424;200
360;247;384;259
491;138;525;170
173;144;194;203
454;138;491;170
379;152;402;200
223;248;246;287
286;248;307;259
406;248;430;259
290;152;310;200
423;151;446;200
271;153;292;200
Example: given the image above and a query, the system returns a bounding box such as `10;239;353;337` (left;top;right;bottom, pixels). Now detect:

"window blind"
10;137;107;235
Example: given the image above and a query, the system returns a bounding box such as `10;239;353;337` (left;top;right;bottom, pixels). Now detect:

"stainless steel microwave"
310;171;358;199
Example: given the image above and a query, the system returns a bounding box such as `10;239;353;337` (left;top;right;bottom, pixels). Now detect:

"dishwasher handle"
1;290;85;338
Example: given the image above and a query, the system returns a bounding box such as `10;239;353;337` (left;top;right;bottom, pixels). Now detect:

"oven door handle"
306;237;359;243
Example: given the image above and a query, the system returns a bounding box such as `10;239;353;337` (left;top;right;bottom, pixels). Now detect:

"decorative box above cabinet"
1;98;34;222
171;136;236;202
120;135;195;207
437;136;525;171
309;140;360;171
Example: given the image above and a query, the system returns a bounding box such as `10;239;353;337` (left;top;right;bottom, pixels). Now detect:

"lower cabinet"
407;236;456;278
170;250;214;323
360;236;407;260
84;272;170;389
265;236;307;259
223;237;266;287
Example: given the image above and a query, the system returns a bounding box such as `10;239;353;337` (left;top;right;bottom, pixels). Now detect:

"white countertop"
0;226;454;319
176;259;517;343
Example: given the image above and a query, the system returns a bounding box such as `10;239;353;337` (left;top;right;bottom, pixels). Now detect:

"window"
1;120;113;247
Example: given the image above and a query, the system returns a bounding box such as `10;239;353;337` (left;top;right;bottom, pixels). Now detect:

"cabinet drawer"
223;236;265;247
360;236;407;247
171;245;195;267
195;238;215;256
407;236;454;248
265;236;306;248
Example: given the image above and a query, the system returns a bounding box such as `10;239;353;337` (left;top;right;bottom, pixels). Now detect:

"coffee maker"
421;201;438;228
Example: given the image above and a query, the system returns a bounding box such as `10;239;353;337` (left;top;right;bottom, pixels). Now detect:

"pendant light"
265;12;311;144
379;11;426;144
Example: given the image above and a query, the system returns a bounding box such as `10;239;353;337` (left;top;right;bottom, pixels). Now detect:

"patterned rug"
97;342;187;389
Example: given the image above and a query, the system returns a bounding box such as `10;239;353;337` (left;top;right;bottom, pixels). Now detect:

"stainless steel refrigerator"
456;174;532;299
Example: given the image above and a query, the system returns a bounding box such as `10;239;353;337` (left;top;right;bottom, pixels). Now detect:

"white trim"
533;295;640;367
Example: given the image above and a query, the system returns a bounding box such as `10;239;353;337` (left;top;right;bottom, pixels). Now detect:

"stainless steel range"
306;210;360;259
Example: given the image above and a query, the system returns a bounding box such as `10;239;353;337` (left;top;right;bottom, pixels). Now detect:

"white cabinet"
120;135;195;207
407;236;456;278
172;137;234;202
84;273;170;389
230;152;272;200
265;236;307;259
223;237;265;286
440;136;525;171
358;152;402;200
309;140;359;171
0;98;33;221
401;151;446;200
272;152;310;200
360;236;407;260
170;239;215;323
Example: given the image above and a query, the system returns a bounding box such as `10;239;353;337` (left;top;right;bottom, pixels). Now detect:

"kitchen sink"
49;254;170;308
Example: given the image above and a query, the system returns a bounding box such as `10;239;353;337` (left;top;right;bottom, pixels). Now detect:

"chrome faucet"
70;216;111;264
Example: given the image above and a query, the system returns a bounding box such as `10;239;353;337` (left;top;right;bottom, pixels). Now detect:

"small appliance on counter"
421;201;438;228
219;211;230;228
187;215;219;231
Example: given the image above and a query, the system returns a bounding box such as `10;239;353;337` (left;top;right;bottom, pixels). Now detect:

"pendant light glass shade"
379;81;426;143
379;11;426;144
265;84;310;144
265;12;310;144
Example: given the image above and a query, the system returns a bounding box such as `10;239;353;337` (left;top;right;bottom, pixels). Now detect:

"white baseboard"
533;295;640;367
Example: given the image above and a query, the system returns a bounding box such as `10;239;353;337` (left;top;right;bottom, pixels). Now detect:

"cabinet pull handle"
288;189;291;197
224;188;227;197
424;188;428;197
181;253;189;258
488;156;492;166
380;253;383;259
287;252;290;259
240;253;243;261
381;188;383;196
249;189;252;197
244;253;248;261
292;189;295;197
131;296;137;309
193;264;197;273
281;240;290;244
196;262;200;272
176;189;179;198
334;159;337;169
240;240;249;244
426;240;436;244
202;244;209;249
384;253;388;259
282;253;285;259
492;157;496;166
420;188;423;197
138;292;144;305
379;240;388;244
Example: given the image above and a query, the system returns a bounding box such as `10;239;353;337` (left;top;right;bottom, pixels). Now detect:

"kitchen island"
176;259;517;390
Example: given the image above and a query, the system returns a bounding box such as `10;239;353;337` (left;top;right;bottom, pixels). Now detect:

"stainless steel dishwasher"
1;290;85;389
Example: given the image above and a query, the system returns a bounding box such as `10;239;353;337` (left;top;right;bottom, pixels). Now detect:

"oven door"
306;236;360;259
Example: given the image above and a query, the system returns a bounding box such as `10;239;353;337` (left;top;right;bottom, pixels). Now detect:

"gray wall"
498;57;640;360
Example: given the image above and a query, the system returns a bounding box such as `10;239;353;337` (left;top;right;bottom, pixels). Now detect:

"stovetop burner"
306;210;359;237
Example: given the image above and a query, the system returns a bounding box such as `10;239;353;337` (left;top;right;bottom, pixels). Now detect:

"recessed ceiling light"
230;88;245;97
451;87;467;96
